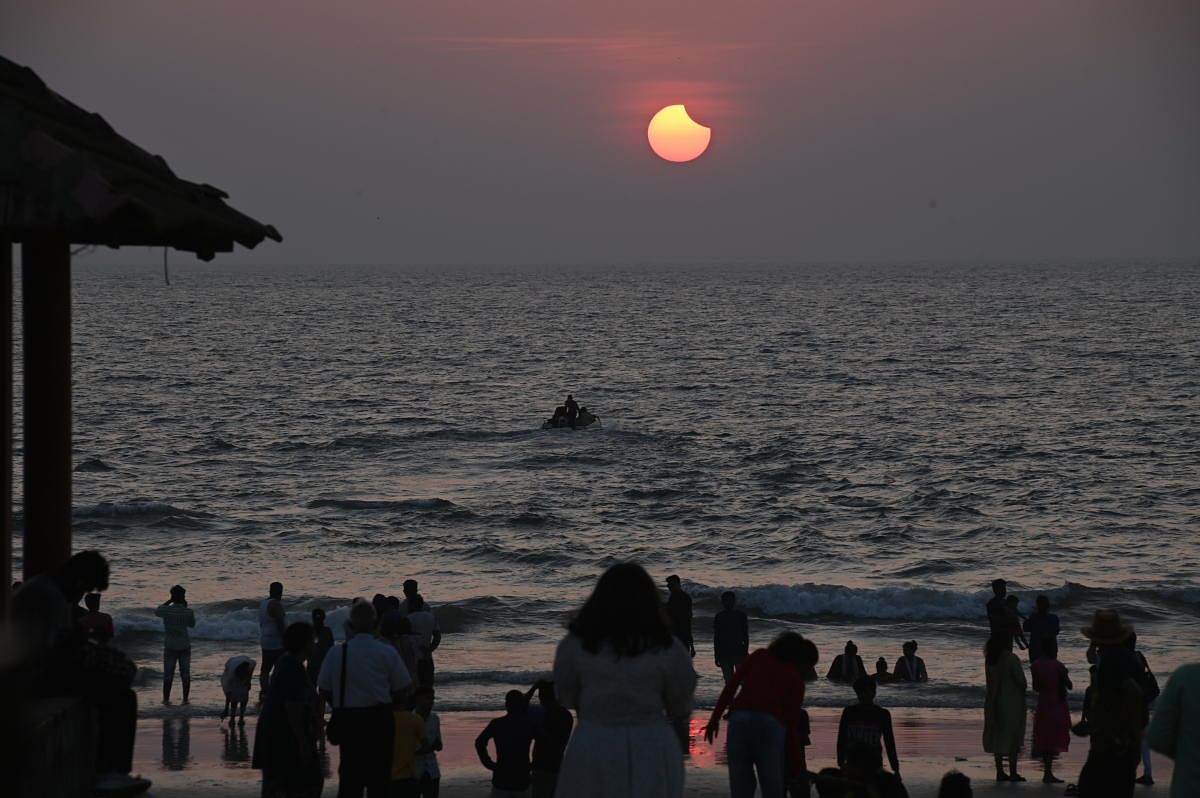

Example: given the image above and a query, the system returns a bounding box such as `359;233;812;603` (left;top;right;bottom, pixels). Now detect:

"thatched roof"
0;55;281;261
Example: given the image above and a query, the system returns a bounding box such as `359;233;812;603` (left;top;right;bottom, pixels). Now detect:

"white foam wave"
718;583;986;620
115;605;353;642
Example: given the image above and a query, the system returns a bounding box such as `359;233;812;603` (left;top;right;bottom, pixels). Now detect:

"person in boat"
565;395;579;429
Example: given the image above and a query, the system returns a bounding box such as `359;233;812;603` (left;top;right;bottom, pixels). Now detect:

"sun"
647;104;711;163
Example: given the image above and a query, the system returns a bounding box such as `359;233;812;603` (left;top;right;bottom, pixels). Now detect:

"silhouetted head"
799;638;819;679
875;657;888;674
84;592;101;612
938;770;973;798
903;640;918;655
843;740;883;778
312;607;326;626
283;622;314;658
853;674;878;703
537;680;559;707
985;635;1012;665
666;574;681;592
170;584;186;604
414;686;435;715
234;661;253;680
1036;595;1049;613
1005;595;1018;608
60;550;110;602
350;599;377;633
268;582;283;599
568;563;673;657
844;640;857;656
403;579;418;598
991;579;1006;598
505;689;528;715
768;632;819;673
566;394;573;401
721;591;736;609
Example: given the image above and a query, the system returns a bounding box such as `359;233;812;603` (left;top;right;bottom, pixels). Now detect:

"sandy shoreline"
135;706;1174;796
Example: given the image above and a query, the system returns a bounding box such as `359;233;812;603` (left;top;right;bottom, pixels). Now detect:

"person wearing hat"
156;584;196;704
1076;609;1148;798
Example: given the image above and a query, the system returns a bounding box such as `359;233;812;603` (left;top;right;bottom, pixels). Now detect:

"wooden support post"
1;238;11;613
21;238;72;579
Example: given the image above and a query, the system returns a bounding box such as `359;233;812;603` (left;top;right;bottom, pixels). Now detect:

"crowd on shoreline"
7;554;1199;798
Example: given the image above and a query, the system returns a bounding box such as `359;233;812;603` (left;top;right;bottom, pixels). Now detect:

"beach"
136;707;1174;796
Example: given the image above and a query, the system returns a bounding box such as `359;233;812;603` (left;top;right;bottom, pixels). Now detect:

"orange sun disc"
647;104;711;163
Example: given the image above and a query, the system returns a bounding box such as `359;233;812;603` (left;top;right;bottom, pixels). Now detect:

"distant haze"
4;0;1198;265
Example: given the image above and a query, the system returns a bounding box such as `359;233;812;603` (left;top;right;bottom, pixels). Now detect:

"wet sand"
137;706;1173;796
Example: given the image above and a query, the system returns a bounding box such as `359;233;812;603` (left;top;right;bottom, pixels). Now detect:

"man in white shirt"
319;599;412;798
258;581;285;694
401;580;442;686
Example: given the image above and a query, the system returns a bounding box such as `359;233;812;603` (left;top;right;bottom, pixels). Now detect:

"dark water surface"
15;262;1200;714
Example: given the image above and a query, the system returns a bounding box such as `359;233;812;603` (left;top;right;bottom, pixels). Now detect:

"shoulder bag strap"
338;641;349;708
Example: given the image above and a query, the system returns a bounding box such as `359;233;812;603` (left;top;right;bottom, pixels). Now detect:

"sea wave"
306;497;460;512
687;581;1200;621
718;583;984;620
74;501;212;519
74;457;115;472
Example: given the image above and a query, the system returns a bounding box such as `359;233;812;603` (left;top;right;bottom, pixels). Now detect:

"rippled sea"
16;262;1200;716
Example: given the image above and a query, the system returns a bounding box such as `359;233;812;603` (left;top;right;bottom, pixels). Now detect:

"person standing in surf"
156;585;196;704
713;591;750;684
986;579;1009;640
259;582;286;695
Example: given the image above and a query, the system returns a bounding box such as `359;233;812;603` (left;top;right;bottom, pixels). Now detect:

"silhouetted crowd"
8;555;1200;798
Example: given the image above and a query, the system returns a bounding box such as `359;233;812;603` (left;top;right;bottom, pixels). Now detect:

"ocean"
14;261;1200;717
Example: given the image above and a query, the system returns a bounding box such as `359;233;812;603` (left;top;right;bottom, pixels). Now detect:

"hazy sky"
4;1;1198;265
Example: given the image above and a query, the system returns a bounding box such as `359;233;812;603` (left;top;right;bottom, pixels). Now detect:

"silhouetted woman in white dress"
553;563;697;798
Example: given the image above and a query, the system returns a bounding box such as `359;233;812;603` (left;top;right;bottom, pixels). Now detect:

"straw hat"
1081;609;1132;644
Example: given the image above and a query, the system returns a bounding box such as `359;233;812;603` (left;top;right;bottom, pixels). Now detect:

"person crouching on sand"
221;655;256;724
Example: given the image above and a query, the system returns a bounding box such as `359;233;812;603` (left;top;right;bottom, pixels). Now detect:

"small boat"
542;407;600;429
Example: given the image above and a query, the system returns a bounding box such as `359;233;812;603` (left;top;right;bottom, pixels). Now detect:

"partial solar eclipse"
647;104;711;163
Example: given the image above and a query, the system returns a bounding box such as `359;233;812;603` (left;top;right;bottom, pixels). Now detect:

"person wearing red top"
705;633;818;798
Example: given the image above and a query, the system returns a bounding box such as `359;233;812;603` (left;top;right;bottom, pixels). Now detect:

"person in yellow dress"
392;699;426;798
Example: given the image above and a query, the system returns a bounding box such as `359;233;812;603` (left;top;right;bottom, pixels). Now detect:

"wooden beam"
1;238;11;613
21;238;71;579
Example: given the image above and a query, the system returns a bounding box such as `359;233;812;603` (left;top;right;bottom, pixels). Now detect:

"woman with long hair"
704;632;817;798
982;634;1027;782
552;563;697;797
